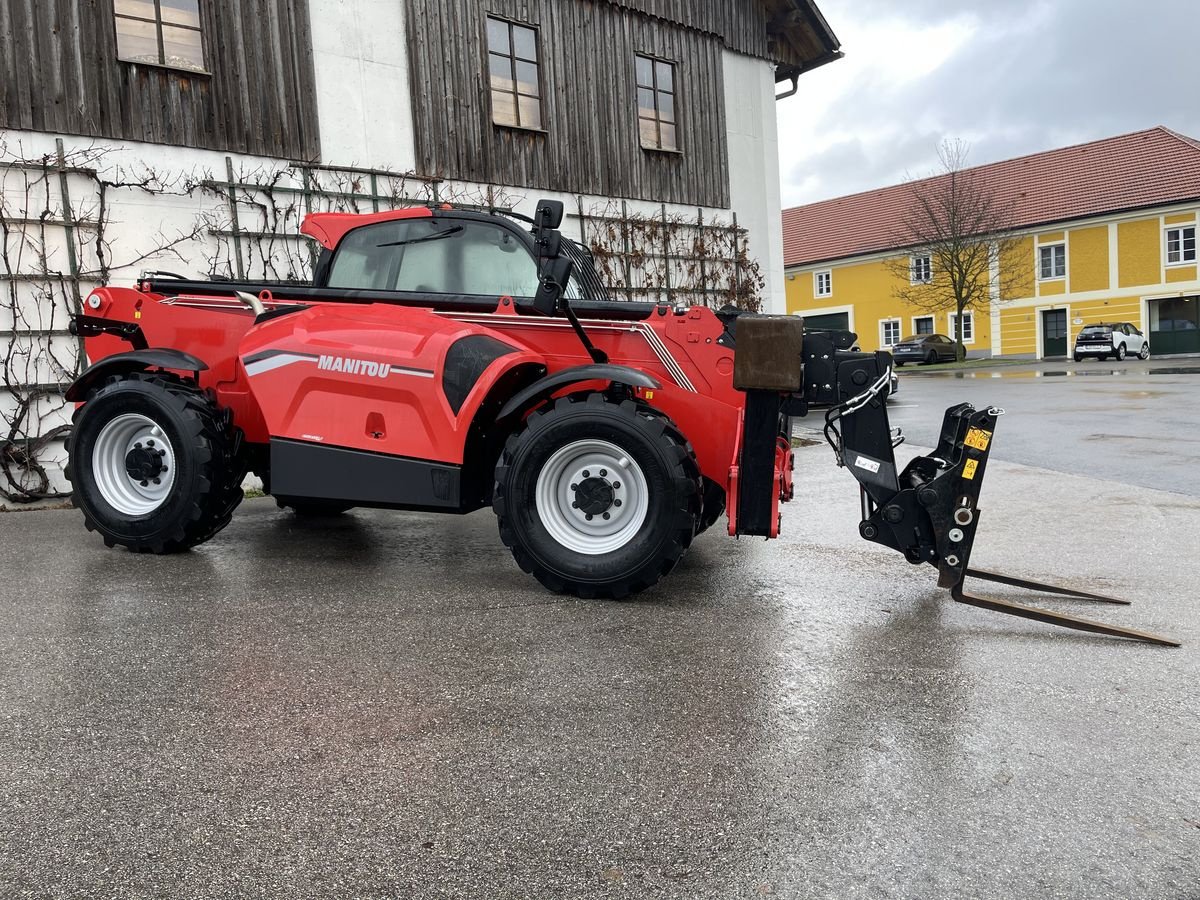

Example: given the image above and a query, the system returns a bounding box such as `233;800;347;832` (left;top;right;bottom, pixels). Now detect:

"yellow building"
782;127;1200;358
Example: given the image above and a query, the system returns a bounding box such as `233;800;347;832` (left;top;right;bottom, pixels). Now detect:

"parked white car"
1073;322;1150;362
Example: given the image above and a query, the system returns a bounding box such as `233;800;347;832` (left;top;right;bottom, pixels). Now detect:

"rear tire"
67;372;244;552
1115;343;1127;361
493;393;700;599
1073;354;1083;362
695;477;727;536
895;361;905;367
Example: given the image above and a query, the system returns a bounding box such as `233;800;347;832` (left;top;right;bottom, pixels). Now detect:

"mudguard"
496;364;661;421
65;349;209;402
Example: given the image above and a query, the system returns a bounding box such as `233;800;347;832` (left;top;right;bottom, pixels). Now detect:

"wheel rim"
535;439;650;555
91;413;177;515
1140;344;1150;359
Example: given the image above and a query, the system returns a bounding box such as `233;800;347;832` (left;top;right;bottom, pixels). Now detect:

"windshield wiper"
377;226;463;249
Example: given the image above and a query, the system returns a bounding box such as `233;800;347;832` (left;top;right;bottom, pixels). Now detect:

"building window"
880;318;901;348
910;254;932;283
636;55;677;151
487;16;542;130
912;315;934;335
1038;243;1066;280
814;270;832;298
1166;225;1197;265
114;0;205;73
948;311;975;344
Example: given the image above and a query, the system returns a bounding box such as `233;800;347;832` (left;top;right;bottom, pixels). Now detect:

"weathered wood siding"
0;0;320;160
406;0;731;208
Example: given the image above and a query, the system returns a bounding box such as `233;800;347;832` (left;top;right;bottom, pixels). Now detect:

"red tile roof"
782;126;1200;268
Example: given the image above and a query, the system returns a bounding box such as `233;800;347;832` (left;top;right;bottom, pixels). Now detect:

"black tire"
1073;354;1083;362
493;393;700;599
1139;342;1150;360
695;477;727;536
924;350;937;365
66;372;245;552
275;496;354;516
1115;343;1127;361
895;361;905;367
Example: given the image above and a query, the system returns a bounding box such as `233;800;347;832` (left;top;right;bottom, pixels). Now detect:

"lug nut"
152;478;161;485
140;480;149;487
614;499;622;507
134;442;142;449
570;483;578;491
600;469;607;477
572;501;579;509
602;512;610;520
612;481;621;489
585;514;593;521
582;470;590;478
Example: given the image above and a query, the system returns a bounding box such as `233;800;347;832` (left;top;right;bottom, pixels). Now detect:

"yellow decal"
962;459;979;480
134;311;142;319
964;427;992;451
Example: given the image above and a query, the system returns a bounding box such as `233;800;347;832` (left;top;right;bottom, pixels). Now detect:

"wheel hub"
124;445;166;482
573;476;615;515
92;413;177;515
535;439;649;555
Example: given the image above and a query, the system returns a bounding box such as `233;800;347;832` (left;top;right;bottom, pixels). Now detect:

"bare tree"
887;139;1029;360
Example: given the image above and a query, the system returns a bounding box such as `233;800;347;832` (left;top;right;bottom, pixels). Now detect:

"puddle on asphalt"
943;366;1200;379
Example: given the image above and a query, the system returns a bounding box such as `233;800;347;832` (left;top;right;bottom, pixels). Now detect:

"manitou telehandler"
64;200;1176;644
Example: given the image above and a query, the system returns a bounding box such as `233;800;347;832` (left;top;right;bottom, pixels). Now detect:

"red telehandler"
64;200;1175;644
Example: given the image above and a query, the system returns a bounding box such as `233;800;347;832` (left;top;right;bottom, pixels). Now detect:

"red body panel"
80;286;747;489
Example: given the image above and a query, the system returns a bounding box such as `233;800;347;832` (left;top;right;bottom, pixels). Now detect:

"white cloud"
778;0;1200;207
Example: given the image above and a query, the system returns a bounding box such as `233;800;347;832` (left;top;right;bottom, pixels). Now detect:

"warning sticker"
854;455;881;474
962;458;979;480
964;427;992;451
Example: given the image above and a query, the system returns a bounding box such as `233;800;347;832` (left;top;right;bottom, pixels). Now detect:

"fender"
65;349;209;402
496;364;661;421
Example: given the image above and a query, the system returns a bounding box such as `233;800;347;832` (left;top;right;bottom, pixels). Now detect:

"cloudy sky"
776;0;1200;208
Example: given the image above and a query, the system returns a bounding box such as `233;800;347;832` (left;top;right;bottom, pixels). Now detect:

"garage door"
801;312;850;331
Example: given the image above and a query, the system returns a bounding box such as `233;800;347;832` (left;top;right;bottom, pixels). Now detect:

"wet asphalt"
2;370;1199;898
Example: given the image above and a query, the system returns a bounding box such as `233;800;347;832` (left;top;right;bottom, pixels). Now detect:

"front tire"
1138;343;1150;360
67;372;244;552
493;393;700;599
924;350;937;365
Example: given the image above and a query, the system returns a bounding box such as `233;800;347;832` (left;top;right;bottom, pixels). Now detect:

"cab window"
327;219;541;297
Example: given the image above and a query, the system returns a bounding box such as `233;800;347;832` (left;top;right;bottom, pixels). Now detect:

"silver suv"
1073;322;1150;362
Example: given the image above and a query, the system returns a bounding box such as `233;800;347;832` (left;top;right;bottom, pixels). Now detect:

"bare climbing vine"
579;200;765;311
0;138;203;503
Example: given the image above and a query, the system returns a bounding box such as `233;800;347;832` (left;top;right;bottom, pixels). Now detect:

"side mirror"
539;230;563;260
533;255;574;316
534;199;564;231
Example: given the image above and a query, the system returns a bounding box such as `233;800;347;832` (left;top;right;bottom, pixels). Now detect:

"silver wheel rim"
1140;344;1150;359
91;413;177;515
534;439;650;555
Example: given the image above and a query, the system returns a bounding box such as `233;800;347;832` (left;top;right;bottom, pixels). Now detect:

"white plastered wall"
722;50;786;315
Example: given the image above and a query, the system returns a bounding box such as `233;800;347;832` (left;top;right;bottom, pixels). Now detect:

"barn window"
636;55;678;151
487;16;543;130
114;0;205;73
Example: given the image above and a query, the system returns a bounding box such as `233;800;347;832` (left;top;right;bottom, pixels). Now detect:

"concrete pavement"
1;440;1197;898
